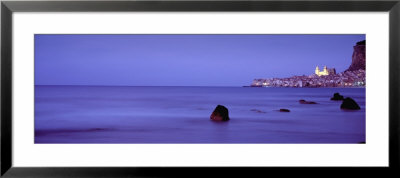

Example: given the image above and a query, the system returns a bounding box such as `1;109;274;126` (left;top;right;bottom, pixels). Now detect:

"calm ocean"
34;86;365;143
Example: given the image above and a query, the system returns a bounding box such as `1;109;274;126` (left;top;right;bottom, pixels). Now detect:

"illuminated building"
315;66;336;76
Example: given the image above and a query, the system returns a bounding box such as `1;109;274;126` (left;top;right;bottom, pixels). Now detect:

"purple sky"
35;34;365;86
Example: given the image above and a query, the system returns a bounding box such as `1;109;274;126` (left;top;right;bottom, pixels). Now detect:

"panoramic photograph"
34;34;366;143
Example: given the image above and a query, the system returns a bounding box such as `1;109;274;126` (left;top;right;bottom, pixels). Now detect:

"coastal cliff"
250;39;366;88
346;40;366;71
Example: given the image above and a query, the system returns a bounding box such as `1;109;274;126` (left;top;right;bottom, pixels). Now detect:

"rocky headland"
346;40;366;72
250;40;366;88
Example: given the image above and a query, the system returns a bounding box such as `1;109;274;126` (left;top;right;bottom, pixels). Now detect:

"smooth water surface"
35;86;365;143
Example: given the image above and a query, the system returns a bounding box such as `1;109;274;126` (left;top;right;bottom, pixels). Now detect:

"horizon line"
34;84;247;87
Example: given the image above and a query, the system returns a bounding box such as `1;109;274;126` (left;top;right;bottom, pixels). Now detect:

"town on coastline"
250;40;366;88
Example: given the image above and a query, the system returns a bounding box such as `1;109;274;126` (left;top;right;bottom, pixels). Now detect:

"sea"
34;85;366;144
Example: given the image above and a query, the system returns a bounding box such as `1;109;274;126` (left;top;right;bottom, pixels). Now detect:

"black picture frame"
1;0;399;177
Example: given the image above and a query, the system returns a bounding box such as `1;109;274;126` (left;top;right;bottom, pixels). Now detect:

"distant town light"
251;68;365;88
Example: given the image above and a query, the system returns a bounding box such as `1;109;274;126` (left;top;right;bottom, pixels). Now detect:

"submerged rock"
331;92;344;101
340;97;361;110
250;109;266;113
299;99;317;104
279;109;290;112
210;105;230;121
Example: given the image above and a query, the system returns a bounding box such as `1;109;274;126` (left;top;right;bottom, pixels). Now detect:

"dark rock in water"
210;105;230;121
279;109;290;112
299;99;317;104
331;93;344;101
250;109;266;113
340;97;361;110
